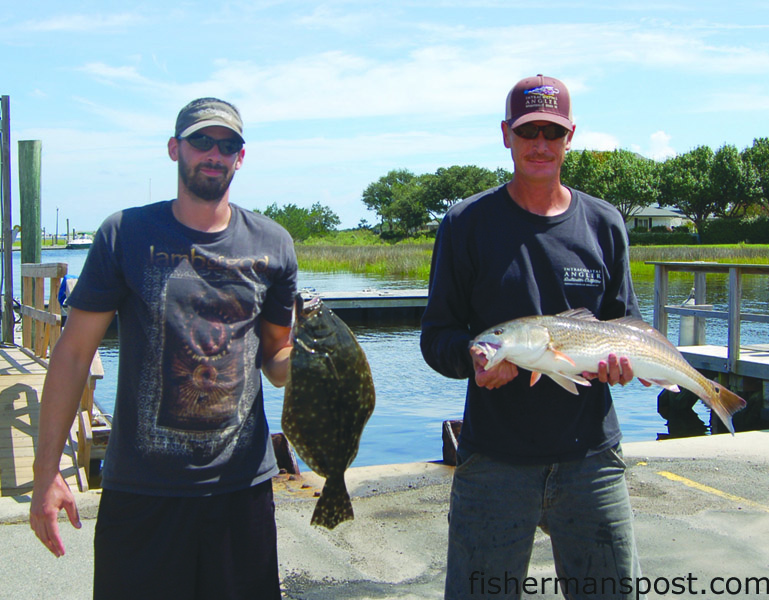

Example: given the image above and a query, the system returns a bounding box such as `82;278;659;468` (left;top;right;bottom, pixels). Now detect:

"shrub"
628;231;699;246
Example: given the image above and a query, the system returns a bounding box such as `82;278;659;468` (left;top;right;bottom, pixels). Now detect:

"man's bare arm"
30;308;116;557
261;319;293;388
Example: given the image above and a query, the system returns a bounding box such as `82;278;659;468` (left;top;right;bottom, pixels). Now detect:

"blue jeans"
445;446;645;599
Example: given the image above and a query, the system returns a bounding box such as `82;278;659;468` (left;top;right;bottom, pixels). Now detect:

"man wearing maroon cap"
422;75;646;598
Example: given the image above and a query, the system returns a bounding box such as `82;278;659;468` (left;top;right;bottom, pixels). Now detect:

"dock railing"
19;262;104;485
648;261;769;376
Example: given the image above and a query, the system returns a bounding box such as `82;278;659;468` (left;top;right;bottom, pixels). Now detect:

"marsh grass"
629;245;769;279
297;242;769;283
296;243;434;280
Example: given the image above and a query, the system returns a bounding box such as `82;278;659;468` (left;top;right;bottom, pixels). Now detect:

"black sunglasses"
181;133;244;155
511;122;570;141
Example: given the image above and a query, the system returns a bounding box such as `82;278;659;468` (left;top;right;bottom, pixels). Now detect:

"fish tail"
703;379;747;435
311;474;354;529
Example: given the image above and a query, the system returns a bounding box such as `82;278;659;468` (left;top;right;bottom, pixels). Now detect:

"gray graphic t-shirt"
68;200;297;495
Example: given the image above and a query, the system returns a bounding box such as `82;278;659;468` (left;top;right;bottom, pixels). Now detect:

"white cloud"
19;13;145;33
572;130;620;152
249;130;495;168
294;4;386;33
70;20;769;130
648;130;676;160
77;63;156;87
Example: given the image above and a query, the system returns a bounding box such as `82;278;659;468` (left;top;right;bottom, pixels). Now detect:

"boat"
66;234;93;249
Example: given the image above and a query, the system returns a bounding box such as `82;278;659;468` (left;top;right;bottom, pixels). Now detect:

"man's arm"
29;308;116;557
261;319;293;388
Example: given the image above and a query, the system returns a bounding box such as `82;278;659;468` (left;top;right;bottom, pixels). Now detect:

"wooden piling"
1;96;12;344
19;140;43;343
18;140;42;265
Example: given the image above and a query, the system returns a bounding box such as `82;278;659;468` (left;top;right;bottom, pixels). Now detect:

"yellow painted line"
657;471;769;514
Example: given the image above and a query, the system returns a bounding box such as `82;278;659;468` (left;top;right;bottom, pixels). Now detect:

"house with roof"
626;206;692;231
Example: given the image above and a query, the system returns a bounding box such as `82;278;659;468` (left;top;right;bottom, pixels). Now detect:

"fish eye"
493;329;503;335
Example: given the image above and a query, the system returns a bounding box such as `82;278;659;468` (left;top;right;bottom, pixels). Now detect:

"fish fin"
646;379;681;393
311;473;354;529
530;371;541;386
551;349;576;366
545;371;592;395
700;380;747;435
556;308;599;321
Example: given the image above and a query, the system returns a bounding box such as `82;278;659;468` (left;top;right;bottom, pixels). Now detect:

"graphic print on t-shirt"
133;239;273;464
563;267;602;287
158;276;250;431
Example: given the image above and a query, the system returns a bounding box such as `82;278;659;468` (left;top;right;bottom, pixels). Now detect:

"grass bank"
297;239;769;284
296;243;434;280
628;245;769;279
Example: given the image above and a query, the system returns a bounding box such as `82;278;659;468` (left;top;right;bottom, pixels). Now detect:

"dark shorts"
93;480;280;600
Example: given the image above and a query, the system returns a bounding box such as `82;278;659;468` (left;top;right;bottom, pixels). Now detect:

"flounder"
282;296;375;528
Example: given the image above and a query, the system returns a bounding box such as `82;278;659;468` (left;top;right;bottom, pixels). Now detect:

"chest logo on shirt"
563;267;602;287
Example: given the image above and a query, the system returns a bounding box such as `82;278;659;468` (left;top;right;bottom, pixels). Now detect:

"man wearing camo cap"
31;98;297;600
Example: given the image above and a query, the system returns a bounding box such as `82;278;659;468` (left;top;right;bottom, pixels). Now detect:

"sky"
1;1;768;234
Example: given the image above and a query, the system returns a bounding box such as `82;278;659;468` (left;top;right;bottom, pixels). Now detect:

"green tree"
561;150;607;199
600;150;661;222
419;165;499;219
660;146;717;236
306;202;341;236
361;166;501;236
361;169;416;231
743;137;769;213
711;144;762;218
259;202;340;241
563;148;661;221
495;167;513;185
386;176;431;234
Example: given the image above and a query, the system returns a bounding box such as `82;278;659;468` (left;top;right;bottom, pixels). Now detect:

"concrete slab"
2;431;769;599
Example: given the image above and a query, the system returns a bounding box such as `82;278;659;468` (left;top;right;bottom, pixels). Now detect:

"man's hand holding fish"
583;353;653;388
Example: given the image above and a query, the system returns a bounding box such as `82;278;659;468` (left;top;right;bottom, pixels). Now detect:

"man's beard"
178;153;235;201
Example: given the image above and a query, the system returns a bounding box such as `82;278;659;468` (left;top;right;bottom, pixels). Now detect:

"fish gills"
283;297;375;529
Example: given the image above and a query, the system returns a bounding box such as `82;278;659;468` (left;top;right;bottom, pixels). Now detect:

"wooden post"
727;267;742;373
653;264;669;335
19;141;42;265
1;96;13;344
19;141;42;344
693;271;707;345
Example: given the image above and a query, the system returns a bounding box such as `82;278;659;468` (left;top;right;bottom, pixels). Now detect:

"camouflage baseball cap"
175;98;244;142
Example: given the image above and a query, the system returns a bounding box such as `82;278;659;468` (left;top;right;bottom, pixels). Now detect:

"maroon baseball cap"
505;74;574;130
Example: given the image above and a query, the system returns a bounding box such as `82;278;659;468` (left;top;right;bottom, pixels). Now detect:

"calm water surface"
9;249;769;467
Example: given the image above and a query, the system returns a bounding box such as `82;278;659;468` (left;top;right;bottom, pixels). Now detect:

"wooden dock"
0;263;106;497
649;262;769;377
301;288;428;323
0;345;84;495
649;261;769;425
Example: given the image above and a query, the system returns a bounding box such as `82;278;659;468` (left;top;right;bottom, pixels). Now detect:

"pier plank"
0;351;83;496
680;344;769;380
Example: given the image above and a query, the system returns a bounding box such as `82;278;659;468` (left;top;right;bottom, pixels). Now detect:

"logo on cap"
524;85;560;111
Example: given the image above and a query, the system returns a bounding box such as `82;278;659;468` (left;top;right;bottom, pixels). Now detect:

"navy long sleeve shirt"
420;185;640;464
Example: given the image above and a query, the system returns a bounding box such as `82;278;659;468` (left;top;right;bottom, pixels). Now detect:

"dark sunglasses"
511;122;570;141
181;133;244;155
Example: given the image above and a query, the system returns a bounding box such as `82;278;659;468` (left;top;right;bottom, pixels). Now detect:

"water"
6;249;768;467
